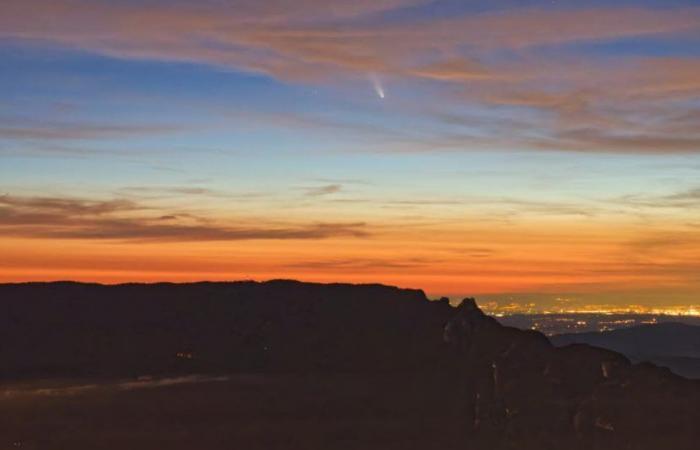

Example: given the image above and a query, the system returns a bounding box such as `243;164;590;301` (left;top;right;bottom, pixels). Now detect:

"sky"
1;0;700;311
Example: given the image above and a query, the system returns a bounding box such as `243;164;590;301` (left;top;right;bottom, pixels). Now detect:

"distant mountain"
1;281;699;449
551;323;700;378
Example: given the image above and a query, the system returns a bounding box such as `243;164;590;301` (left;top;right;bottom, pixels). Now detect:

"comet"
369;73;385;99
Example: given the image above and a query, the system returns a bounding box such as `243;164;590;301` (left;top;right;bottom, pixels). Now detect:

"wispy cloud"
0;117;182;141
0;194;369;241
1;1;699;155
302;184;343;196
614;187;700;209
118;186;267;200
3;1;697;79
287;257;439;271
0;194;142;216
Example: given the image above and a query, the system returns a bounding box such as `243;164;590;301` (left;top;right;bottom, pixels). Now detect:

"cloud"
664;188;700;203
0;194;369;241
10;220;369;241
0;117;181;141
491;198;600;217
380;196;599;217
2;2;697;78
120;186;220;197
625;232;700;257
538;129;700;154
614;187;700;209
0;194;141;215
1;1;699;154
446;247;495;258
302;184;343;196
287;257;439;271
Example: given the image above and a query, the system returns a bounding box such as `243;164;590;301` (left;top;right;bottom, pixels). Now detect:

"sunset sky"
2;0;700;310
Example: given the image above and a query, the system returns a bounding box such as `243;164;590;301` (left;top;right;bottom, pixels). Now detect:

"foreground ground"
2;281;699;449
2;373;468;450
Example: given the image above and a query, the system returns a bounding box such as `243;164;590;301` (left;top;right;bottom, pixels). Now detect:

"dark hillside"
1;281;698;449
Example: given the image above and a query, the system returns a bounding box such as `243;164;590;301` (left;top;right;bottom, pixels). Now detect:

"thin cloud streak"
614;187;700;209
287;257;439;271
0;194;369;242
302;184;343;196
0;118;183;141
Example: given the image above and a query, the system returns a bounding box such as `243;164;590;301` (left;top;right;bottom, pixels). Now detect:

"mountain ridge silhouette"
1;280;698;449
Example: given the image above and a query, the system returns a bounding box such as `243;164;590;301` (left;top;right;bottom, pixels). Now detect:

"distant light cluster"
481;302;700;317
495;311;700;336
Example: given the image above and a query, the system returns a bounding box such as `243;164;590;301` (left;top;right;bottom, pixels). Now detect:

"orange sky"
3;211;699;309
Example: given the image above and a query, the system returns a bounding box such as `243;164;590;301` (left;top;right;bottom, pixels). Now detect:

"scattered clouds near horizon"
0;194;369;242
1;1;699;154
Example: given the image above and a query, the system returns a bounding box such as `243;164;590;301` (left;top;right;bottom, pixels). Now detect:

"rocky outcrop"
444;298;700;449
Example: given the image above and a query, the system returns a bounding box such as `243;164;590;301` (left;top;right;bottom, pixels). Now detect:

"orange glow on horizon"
3;213;699;310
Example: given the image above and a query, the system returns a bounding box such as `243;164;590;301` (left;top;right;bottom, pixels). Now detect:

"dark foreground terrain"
1;281;699;449
2;373;468;450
